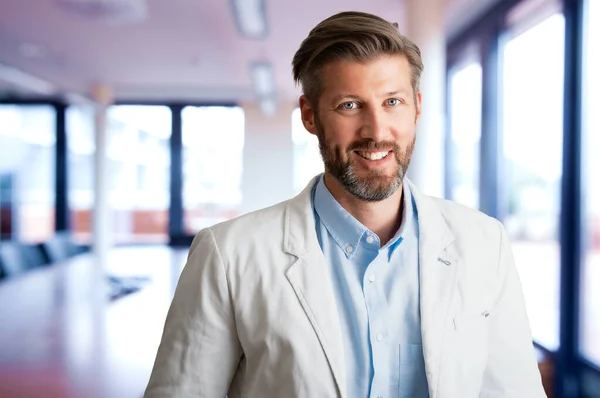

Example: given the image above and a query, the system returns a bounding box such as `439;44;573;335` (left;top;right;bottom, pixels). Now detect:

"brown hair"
292;11;424;107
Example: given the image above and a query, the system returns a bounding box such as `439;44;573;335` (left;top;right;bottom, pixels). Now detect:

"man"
144;11;546;398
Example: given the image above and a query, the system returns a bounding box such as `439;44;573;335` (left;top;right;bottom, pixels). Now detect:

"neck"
323;172;404;246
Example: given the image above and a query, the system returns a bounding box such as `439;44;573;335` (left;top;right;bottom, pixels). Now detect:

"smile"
355;151;390;161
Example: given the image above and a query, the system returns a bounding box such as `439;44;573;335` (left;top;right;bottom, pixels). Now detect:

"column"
240;100;296;214
91;84;113;265
404;0;447;198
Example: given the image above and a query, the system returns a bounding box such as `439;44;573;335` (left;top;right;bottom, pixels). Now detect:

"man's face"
300;55;421;202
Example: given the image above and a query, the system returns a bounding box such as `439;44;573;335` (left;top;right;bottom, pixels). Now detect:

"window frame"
446;0;595;394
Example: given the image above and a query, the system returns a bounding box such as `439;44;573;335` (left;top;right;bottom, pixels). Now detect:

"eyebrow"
331;94;360;104
383;90;410;97
331;90;410;104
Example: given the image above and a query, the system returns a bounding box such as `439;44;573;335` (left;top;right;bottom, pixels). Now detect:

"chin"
357;165;398;179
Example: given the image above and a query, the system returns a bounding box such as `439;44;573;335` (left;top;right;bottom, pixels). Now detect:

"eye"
386;98;400;107
339;101;358;110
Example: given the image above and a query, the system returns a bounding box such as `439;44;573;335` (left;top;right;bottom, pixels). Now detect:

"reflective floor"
0;246;188;398
0;242;586;397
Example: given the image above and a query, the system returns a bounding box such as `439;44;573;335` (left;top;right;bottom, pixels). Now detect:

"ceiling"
0;0;499;104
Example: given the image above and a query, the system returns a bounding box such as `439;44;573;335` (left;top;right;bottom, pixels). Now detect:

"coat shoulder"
428;196;504;244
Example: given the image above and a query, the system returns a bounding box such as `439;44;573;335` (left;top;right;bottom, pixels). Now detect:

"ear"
299;95;318;136
415;91;422;124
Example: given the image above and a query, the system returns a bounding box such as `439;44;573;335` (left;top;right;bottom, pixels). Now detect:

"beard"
315;118;416;202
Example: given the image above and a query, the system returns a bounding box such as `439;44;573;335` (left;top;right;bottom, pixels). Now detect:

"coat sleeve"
480;220;547;398
144;228;242;398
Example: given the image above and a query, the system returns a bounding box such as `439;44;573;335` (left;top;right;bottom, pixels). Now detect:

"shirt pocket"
398;343;429;398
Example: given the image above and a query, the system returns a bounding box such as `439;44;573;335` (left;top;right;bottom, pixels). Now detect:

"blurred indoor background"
0;0;597;397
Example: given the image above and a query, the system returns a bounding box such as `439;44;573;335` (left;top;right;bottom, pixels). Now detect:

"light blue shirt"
312;175;428;398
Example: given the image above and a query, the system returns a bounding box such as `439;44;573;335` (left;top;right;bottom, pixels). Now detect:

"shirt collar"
313;175;415;259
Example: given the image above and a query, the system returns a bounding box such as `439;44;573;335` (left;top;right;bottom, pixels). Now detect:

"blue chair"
0;241;47;279
40;231;89;263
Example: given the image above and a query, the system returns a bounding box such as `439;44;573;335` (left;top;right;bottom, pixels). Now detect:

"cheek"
391;116;418;140
322;121;357;149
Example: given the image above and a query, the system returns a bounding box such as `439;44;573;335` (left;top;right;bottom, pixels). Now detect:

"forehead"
319;55;413;99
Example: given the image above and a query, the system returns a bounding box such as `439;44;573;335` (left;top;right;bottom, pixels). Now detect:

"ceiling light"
18;43;46;59
0;63;55;95
57;0;148;24
230;0;268;39
249;62;275;97
249;62;278;116
260;97;277;117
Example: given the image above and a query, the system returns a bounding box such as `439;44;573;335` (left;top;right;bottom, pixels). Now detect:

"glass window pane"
581;0;600;366
292;108;323;194
67;105;95;244
107;105;171;244
0;105;56;243
182;106;244;233
449;62;482;209
500;12;565;350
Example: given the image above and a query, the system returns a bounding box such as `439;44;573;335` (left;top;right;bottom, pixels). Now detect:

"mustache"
347;140;397;152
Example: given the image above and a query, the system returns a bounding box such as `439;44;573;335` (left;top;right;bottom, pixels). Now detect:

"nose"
360;107;390;142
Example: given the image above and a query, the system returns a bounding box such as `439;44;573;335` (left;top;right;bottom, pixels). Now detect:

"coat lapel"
409;181;458;398
283;178;347;398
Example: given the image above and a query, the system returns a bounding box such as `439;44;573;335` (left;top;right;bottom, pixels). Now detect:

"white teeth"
358;151;388;160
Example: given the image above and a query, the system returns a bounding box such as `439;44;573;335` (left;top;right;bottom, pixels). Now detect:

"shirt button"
366;235;375;244
376;333;383;341
368;274;376;283
346;246;353;253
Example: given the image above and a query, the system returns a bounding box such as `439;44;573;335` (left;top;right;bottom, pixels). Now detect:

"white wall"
240;101;297;214
405;0;447;198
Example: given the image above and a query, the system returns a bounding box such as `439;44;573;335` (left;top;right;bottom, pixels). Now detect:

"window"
107;105;171;244
292;108;322;194
67;105;95;244
499;11;565;350
0;105;56;243
580;0;600;366
182;106;244;233
448;61;482;209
